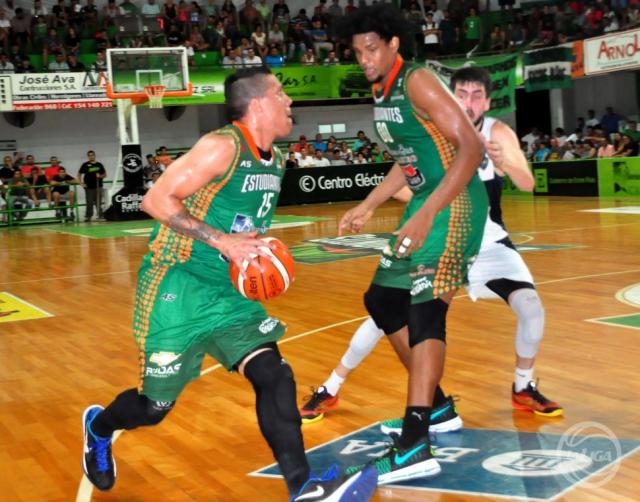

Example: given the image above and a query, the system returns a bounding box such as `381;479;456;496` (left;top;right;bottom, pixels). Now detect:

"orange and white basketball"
229;237;295;301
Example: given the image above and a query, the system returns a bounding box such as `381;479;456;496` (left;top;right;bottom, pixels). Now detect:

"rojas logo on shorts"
411;277;433;296
259;317;279;334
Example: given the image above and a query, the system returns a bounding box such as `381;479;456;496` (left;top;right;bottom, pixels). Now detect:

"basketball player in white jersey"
300;67;562;428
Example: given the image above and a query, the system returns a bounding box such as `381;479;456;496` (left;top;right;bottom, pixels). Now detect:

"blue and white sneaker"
291;464;377;502
380;396;463;435
82;405;116;491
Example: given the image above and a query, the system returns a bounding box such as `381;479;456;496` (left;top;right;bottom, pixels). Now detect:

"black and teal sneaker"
346;434;440;485
380;396;462;435
290;464;378;502
82;405;116;491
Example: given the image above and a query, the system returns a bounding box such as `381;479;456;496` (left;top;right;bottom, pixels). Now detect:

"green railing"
1;184;81;227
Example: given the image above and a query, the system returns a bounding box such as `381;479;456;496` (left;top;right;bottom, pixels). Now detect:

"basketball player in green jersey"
81;67;377;502
336;4;488;484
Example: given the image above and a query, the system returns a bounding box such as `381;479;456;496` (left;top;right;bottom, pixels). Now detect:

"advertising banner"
524;44;573;92
278;163;392;206
598;157;640;196
8;71;112;110
532;160;599;196
426;54;518;117
584;28;640;75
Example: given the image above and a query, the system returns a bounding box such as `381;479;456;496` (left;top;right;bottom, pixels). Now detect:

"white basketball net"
144;84;166;109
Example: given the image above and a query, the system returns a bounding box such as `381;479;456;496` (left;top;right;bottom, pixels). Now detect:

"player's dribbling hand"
218;231;273;278
338;203;374;235
393;212;433;257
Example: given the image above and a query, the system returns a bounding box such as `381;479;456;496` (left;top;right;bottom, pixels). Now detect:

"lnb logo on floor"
251;424;640;501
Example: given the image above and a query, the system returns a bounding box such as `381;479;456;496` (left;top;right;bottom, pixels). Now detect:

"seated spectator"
66;54;86;72
562;141;578;160
43;27;66;62
382;150;393;162
45;156;63;181
251;24;268;58
533;141;551;162
489;24;506;51
19;155;40;176
121;0;139;14
598;136;616;158
623;120;640;142
600;106;626;136
339;141;352;162
0;53;14;73
330;149;346;166
506;21;524;48
566;128;583;144
92;50;107;71
50;166;78;219
297;146;316;167
312;133;326;153
313;149;331;166
48;52;70;72
300;47;317;65
187;26;210;52
352;152;367;164
222;48;242;68
166;23;184;46
326;135;337;153
156;146;173;168
287;143;301;160
243;47;262;66
614;135;638;157
370;142;382;161
581;140;597;159
324;50;339;65
352;130;370;151
553;127;568;147
310;19;333;58
145;171;162;189
585;109;599;128
238;37;253;59
27;166;51;207
293;134;308;153
547;139;564;160
285;152;298;169
287;23;307;60
267;22;285;52
264;45;285;67
142;0;161;15
8;171;34;221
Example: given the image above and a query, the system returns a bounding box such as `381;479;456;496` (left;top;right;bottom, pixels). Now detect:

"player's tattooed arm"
165;207;221;245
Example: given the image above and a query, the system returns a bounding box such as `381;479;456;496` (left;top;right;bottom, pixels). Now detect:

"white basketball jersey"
477;116;497;182
478;116;508;245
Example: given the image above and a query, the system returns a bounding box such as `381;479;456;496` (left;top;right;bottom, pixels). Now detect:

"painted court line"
1;291;54;317
585;315;640;331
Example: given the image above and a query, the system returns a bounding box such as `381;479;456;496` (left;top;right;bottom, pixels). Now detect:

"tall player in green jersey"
337;5;488;484
81;67;377;502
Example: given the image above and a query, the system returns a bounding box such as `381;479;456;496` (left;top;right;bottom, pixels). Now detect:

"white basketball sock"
322;371;345;397
514;367;534;392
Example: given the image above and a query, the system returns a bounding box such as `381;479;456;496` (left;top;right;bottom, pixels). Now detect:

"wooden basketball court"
1;196;639;501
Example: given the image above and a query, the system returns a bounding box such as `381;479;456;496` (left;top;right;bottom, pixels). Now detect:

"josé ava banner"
584;28;640;75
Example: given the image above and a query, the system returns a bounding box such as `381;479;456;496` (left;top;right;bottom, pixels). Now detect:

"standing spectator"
51;166;78;219
204;0;218;18
255;0;270;29
10;8;31;47
421;12;440;57
439;10;458;55
104;0;124;19
267;22;285;52
27;166;51;207
538;4;555;45
81;0;99;31
352;130;369;151
344;0;357;15
313;149;331;166
121;0;139;14
272;0;290;31
0;155;15;182
264;45;285;67
240;0;260;30
78;150;106;222
463;7;482;52
0;8;11;48
162;0;178;27
187;25;210;52
507;21;525;49
0;53;14;73
600;106;626;136
220;0;238;25
327;0;342;20
52;0;69;28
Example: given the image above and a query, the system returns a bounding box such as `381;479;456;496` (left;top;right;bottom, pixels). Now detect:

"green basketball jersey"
372;56;486;203
144;121;285;275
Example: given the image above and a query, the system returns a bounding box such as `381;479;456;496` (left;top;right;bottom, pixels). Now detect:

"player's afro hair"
336;3;416;46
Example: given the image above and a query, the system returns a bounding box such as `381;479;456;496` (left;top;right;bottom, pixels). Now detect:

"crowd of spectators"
1;0;639;73
521;107;640;161
0;149;106;221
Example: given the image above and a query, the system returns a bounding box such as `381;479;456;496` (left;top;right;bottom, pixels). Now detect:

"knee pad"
143;398;175;425
486;278;535;304
510;288;545;359
408;298;449;348
244;349;300;423
340;317;384;370
364;284;410;335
